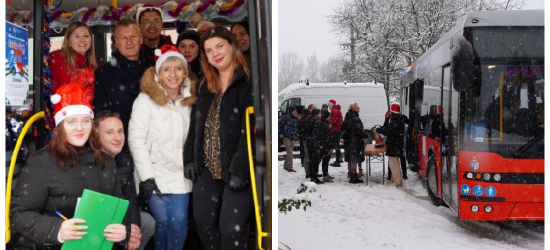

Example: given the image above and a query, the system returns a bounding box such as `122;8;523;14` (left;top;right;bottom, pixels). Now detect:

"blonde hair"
348;102;358;110
60;21;97;70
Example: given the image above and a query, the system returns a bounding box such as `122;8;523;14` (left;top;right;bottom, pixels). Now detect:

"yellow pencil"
55;211;79;229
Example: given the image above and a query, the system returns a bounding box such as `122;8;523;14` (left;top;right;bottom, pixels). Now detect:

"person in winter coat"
383;106;410;180
342;102;368;184
231;22;251;65
183;25;253;250
421;105;447;140
375;104;405;187
298;104;316;177
136;7;175;64
94;111;156;250
128;44;196;250
50;21;97;94
278;105;299;172
176;30;203;80
10;83;127;250
307;109;326;184
320;111;336;182
329;101;343;166
94;18;154;151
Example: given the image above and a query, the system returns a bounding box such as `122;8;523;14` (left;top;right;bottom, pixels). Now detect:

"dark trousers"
299;138;305;164
334;132;342;162
309;153;322;180
322;153;331;177
193;171;253;250
388;155;408;177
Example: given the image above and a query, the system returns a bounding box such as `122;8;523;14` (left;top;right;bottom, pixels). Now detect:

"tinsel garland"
45;0;246;28
43;0;54;142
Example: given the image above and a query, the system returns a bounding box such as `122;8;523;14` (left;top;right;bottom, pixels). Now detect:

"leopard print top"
203;93;223;179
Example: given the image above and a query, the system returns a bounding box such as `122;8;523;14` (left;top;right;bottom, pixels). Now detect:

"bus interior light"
493;174;502;182
466;172;474;179
485;206;493;213
483;173;491;181
488;65;495;69
472;205;479;212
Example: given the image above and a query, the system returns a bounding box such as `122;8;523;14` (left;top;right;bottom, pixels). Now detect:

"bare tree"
319;56;346;82
305;54;320;83
329;0;524;110
278;52;304;90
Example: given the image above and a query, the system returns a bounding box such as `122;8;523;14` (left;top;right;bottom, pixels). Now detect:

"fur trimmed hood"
140;67;197;106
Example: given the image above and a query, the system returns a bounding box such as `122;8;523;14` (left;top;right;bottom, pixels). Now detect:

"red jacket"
330;104;343;132
50;50;94;94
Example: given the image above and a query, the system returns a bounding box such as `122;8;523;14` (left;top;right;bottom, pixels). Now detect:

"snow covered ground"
277;154;544;250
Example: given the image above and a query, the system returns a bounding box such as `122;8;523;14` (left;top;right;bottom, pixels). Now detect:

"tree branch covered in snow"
329;0;524;105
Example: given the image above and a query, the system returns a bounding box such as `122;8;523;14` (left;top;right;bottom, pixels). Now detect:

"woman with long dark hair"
184;25;253;250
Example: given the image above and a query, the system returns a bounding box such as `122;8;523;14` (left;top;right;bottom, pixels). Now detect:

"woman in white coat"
128;44;196;250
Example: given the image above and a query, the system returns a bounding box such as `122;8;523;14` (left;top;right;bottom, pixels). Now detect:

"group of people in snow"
279;99;447;186
11;7;256;250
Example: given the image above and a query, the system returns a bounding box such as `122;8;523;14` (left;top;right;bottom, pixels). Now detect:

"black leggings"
193;171;253;250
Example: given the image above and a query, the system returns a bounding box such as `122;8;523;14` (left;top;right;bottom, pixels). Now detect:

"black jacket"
93;49;154;149
378;116;405;157
10;147;124;250
420;114;447;140
184;67;253;182
298;110;310;141
343;110;368;162
114;152;140;227
306;117;328;159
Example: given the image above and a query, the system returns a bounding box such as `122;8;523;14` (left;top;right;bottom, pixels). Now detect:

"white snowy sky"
278;0;545;65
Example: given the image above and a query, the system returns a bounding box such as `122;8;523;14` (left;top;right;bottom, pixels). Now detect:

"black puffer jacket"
184;67;253;182
10;147;123;250
93;49;154;149
114;152;140;227
343;110;368;162
377;115;405;157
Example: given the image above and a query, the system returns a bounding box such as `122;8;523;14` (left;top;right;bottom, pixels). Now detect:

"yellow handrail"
245;107;268;250
6;111;45;244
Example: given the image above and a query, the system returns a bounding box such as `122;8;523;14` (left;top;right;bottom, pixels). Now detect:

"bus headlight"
485;205;493;213
466;172;473;179
483;173;491;181
493;174;501;182
471;205;479;212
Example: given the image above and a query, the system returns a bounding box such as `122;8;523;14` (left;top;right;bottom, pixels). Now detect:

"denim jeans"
149;193;190;250
322;153;331;177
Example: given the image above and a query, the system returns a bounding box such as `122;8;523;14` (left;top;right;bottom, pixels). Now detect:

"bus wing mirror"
450;35;475;92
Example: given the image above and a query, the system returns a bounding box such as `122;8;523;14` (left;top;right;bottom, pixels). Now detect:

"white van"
278;82;388;142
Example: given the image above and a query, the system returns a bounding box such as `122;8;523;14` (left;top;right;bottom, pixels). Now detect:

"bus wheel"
426;156;446;207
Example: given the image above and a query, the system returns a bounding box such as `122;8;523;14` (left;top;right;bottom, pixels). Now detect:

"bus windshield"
461;63;544;159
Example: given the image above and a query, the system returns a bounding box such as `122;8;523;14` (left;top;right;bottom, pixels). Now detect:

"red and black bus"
400;10;543;221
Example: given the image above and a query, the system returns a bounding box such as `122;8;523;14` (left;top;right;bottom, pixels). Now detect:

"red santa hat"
50;82;94;125
390;103;401;114
154;44;187;74
328;99;336;108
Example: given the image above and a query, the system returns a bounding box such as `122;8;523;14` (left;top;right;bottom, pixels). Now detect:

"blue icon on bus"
461;184;471;195
485;186;496;197
473;185;483;196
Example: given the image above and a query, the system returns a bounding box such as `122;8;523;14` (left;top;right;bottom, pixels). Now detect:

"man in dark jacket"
375;104;405;187
278;106;299;172
329;101;343;167
95;111;156;250
298;104;316;178
136;7;175;64
94;18;154;151
383;107;410;180
342;102;368;183
421;105;447;140
307;109;326;184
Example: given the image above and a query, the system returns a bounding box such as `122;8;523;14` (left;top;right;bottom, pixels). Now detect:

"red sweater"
50;50;95;96
330;105;343;132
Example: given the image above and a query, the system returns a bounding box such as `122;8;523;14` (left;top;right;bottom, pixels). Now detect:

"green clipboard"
61;189;129;250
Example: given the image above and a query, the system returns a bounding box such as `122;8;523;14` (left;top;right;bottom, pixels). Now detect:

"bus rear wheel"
426;156;446;207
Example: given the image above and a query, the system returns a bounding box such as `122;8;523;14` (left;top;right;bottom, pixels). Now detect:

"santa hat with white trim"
50;83;94;125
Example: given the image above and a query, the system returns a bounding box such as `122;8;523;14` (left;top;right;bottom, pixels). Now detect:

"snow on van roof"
278;82;381;97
